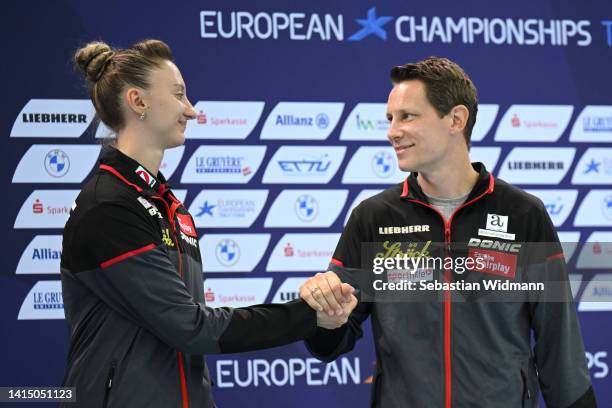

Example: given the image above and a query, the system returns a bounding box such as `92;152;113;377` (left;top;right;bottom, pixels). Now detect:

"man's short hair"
390;57;478;148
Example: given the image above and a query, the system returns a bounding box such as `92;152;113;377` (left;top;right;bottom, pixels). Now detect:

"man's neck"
416;159;479;199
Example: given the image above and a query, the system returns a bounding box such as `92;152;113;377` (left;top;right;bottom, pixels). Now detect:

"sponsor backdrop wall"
3;0;612;406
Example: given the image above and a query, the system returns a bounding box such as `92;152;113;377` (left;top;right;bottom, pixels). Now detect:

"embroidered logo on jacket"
179;231;198;248
175;213;198;248
478;213;515;241
176;213;197;237
486;214;508;232
135;165;157;188
468;248;517;278
468;238;522;253
378;225;430;235
136;196;163;219
162;228;175;247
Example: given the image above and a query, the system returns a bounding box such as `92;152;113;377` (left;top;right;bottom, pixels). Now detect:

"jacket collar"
400;162;494;203
98;146;169;197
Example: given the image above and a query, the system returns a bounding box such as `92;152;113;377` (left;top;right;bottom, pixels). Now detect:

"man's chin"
397;160;416;173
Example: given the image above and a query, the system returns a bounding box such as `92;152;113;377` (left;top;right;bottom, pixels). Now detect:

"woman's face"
141;60;196;149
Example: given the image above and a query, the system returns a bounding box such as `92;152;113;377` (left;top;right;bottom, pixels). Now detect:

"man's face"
386;80;453;173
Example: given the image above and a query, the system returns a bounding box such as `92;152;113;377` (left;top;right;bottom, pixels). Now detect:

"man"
300;57;596;407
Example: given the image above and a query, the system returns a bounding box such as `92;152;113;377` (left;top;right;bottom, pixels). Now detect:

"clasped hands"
300;271;357;330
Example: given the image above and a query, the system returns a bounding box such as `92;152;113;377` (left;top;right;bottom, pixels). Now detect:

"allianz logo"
275;113;329;129
32;248;61;260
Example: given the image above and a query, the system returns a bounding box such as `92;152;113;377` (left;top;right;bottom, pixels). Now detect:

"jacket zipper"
152;195;189;408
408;187;492;408
100;164;192;408
151;196;183;279
103;361;116;408
443;222;452;408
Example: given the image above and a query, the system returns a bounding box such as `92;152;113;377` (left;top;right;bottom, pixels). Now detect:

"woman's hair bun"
74;41;115;83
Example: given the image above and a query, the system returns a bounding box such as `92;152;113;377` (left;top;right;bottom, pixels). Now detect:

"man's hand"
316;294;357;329
300;271;355;316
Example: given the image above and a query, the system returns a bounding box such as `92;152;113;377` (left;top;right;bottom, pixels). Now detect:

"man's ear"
449;104;469;136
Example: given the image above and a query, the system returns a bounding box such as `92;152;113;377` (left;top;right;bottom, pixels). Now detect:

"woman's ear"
124;87;147;118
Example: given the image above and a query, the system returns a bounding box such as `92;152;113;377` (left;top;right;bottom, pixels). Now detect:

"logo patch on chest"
377;225;430;235
469;248;517;278
176;213;197;237
136;196;163;219
478;213;515;241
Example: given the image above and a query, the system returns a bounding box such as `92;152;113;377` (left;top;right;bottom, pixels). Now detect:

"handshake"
300;271;358;330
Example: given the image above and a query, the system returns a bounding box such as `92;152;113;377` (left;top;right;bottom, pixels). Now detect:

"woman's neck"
116;128;164;175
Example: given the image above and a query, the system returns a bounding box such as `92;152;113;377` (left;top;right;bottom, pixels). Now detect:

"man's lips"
394;143;415;154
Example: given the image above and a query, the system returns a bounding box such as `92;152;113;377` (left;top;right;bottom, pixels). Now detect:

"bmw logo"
44;149;70;178
215;239;240;266
295;194;319;222
371;151;394;178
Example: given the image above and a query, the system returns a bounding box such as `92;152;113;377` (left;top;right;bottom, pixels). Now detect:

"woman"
60;39;356;408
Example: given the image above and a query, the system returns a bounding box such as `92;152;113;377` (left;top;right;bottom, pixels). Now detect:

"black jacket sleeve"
525;202;596;408
68;202;316;355
305;206;372;362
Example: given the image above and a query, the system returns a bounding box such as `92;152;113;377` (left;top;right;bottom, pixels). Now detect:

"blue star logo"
195;201;216;217
583;159;601;174
348;7;393;41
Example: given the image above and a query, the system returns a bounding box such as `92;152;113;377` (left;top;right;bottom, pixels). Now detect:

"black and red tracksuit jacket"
306;163;596;408
60;146;316;408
